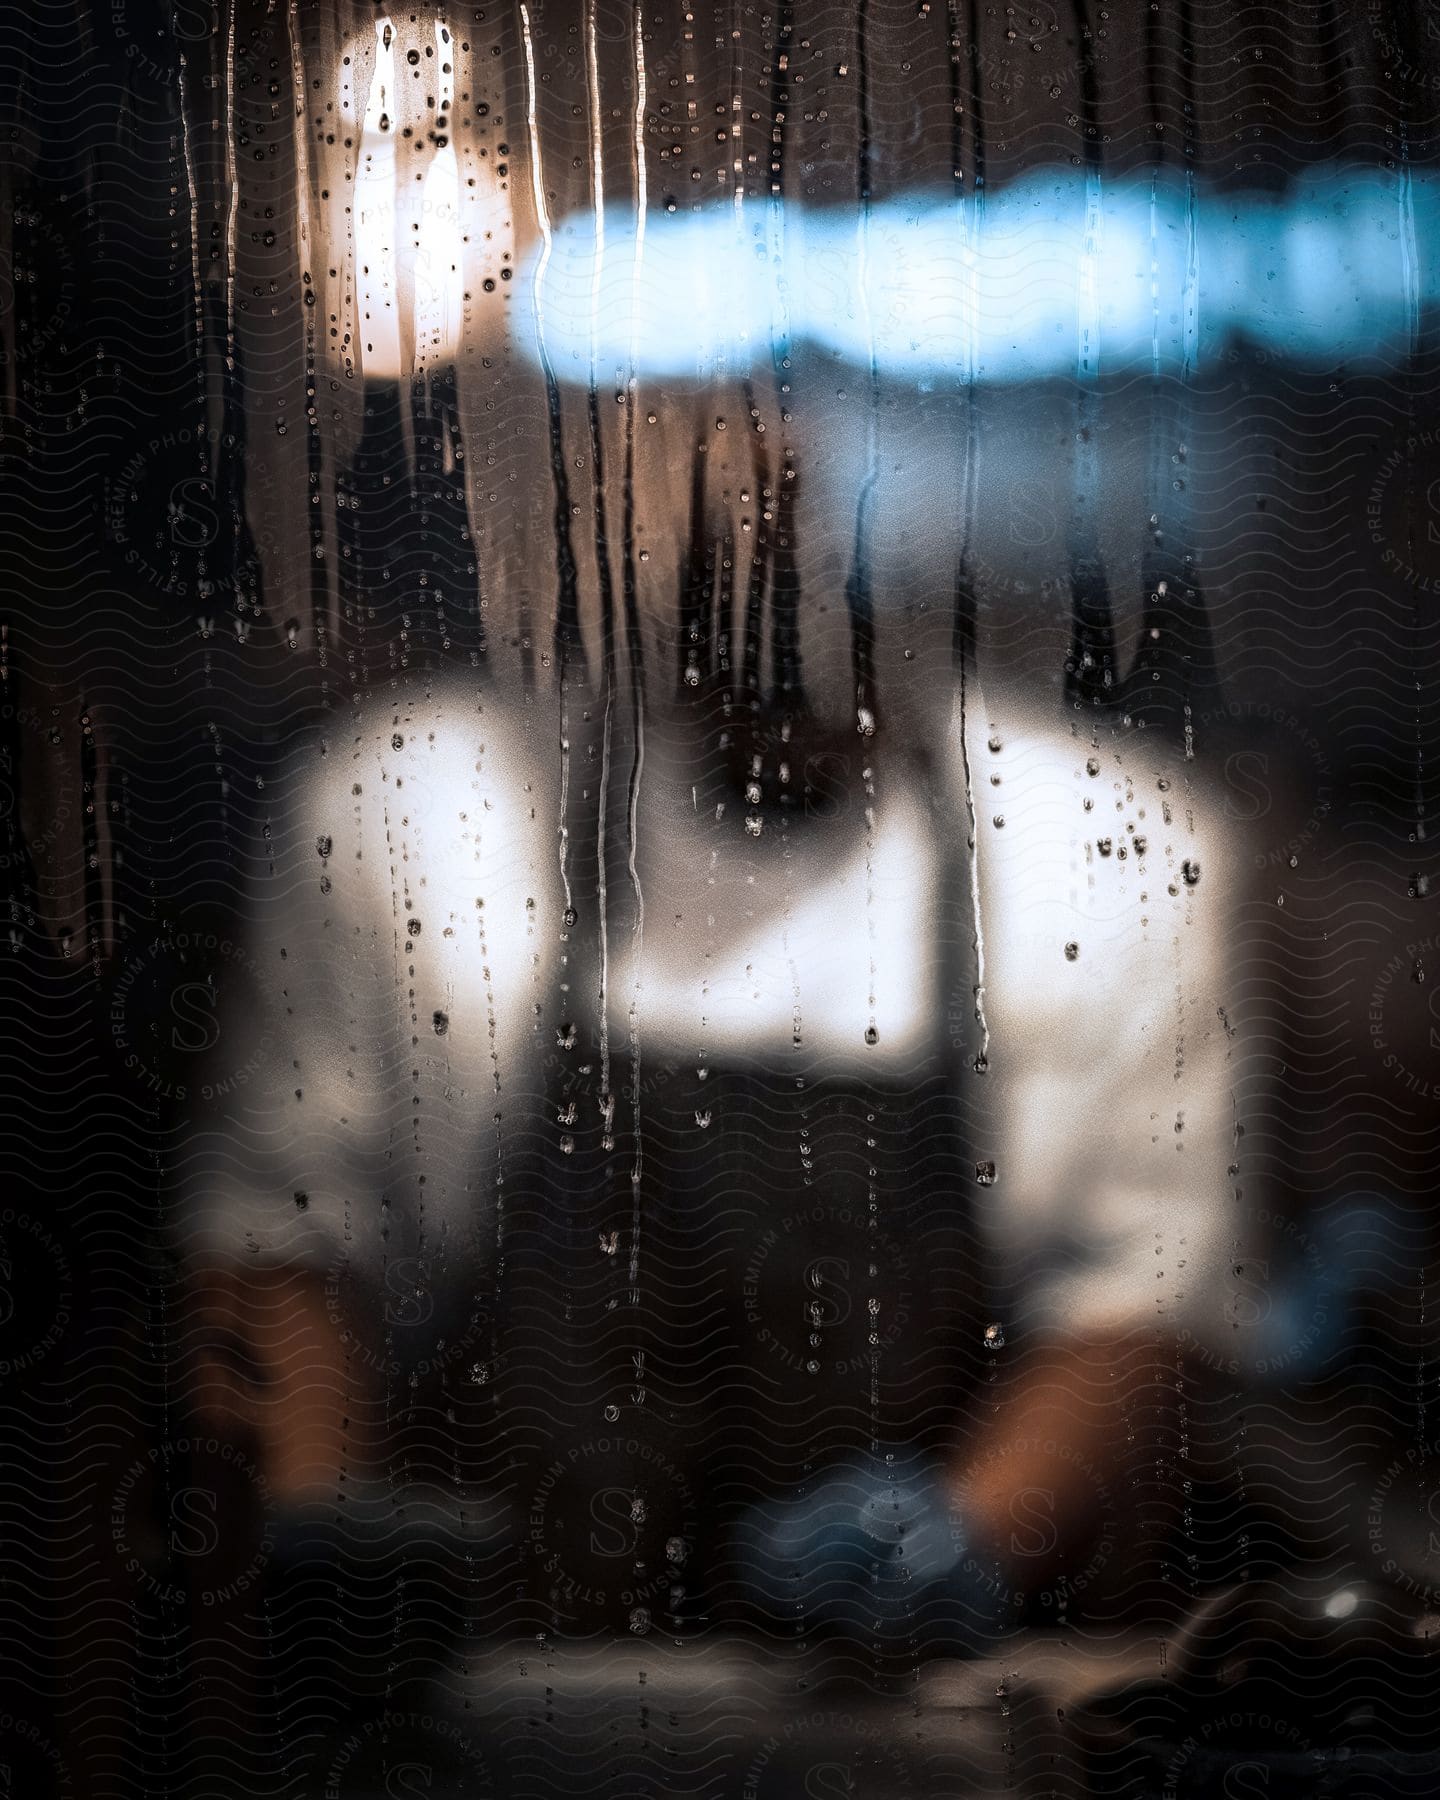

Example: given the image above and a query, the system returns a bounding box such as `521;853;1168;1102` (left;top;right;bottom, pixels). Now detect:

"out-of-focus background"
5;1;1440;1794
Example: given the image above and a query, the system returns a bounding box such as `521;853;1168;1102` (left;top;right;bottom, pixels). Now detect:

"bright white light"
353;21;403;378
344;19;488;379
413;29;465;372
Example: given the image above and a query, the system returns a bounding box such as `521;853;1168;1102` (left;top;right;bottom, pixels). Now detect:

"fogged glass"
3;1;1440;1795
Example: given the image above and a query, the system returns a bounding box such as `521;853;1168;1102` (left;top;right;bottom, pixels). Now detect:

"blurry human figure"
179;662;1273;1644
173;15;1406;1638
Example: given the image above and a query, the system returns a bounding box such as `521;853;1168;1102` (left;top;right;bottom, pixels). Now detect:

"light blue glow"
516;166;1438;383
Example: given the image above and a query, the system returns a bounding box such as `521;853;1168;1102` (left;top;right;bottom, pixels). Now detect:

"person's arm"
975;705;1240;1342
949;704;1246;1585
176;700;559;1498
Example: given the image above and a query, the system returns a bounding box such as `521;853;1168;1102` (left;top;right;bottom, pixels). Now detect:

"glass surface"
3;1;1440;1794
